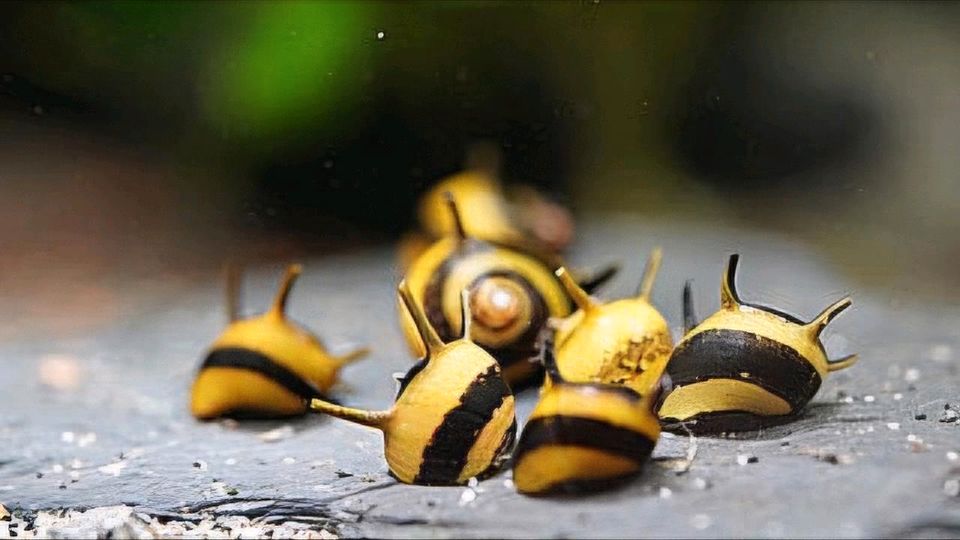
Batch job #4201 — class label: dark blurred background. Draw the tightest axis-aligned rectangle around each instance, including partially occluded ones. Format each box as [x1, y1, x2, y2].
[2, 0, 959, 339]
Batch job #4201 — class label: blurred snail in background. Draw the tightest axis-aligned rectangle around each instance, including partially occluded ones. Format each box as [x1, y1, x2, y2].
[310, 283, 516, 486]
[397, 142, 575, 271]
[401, 193, 613, 390]
[657, 254, 857, 434]
[550, 248, 673, 396]
[190, 264, 368, 420]
[512, 343, 664, 496]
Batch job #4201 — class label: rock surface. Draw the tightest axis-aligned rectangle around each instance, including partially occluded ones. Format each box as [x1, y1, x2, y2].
[2, 215, 960, 538]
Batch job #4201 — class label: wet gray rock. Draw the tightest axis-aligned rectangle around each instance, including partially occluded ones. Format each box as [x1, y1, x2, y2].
[2, 215, 960, 538]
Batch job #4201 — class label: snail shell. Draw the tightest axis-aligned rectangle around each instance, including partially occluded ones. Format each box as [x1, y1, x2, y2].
[657, 254, 857, 433]
[401, 194, 574, 388]
[190, 264, 367, 419]
[311, 285, 516, 485]
[551, 248, 673, 396]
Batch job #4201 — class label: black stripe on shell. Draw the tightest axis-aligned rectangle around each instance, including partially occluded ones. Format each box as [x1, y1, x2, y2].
[514, 415, 656, 467]
[413, 364, 512, 485]
[572, 382, 646, 403]
[525, 474, 639, 496]
[660, 409, 800, 434]
[497, 418, 518, 458]
[665, 329, 822, 412]
[478, 418, 518, 480]
[201, 347, 321, 399]
[395, 357, 428, 400]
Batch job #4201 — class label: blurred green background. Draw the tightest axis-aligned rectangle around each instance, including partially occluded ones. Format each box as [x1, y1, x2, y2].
[2, 0, 960, 337]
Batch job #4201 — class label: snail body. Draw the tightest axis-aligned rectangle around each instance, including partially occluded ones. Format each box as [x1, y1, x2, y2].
[657, 254, 857, 433]
[311, 283, 516, 486]
[190, 265, 368, 420]
[512, 345, 662, 495]
[551, 248, 673, 396]
[401, 194, 579, 389]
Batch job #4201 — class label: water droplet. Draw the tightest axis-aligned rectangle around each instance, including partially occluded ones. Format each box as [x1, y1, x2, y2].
[637, 99, 649, 116]
[458, 488, 477, 506]
[929, 344, 952, 363]
[944, 479, 960, 497]
[690, 514, 712, 530]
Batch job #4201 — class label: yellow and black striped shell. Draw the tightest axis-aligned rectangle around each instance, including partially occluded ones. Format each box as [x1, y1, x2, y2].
[310, 283, 516, 486]
[657, 254, 857, 434]
[550, 248, 673, 396]
[398, 170, 522, 272]
[399, 164, 575, 273]
[512, 345, 663, 495]
[419, 170, 523, 249]
[400, 194, 576, 389]
[190, 264, 368, 420]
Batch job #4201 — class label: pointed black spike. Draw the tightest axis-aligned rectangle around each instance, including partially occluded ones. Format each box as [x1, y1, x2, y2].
[683, 280, 698, 334]
[721, 253, 743, 309]
[540, 338, 565, 383]
[443, 191, 467, 241]
[578, 263, 620, 295]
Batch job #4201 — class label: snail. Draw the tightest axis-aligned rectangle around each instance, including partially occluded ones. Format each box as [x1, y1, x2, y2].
[401, 193, 613, 389]
[417, 170, 524, 253]
[309, 282, 516, 486]
[512, 343, 664, 495]
[190, 264, 368, 420]
[657, 254, 857, 433]
[399, 172, 574, 273]
[402, 143, 575, 270]
[550, 248, 673, 396]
